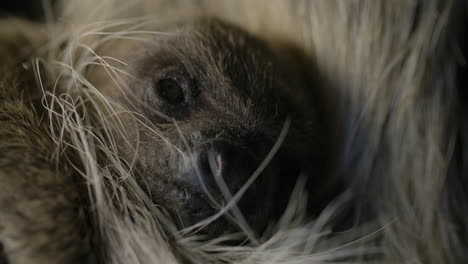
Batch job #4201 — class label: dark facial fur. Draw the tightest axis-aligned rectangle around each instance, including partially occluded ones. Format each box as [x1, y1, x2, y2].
[113, 18, 337, 235]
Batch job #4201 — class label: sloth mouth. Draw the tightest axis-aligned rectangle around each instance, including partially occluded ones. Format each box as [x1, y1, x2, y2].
[155, 152, 323, 239]
[165, 148, 312, 237]
[165, 181, 233, 236]
[160, 141, 271, 236]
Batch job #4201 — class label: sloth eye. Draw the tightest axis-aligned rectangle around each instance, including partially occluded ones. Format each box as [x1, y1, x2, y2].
[156, 78, 185, 105]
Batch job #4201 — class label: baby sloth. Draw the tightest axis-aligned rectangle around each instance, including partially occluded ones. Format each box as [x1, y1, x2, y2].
[109, 18, 336, 236]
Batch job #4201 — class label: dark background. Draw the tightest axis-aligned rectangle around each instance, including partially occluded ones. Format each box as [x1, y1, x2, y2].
[0, 1, 45, 20]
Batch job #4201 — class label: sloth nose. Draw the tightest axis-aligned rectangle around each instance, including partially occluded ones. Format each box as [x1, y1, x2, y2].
[183, 141, 297, 234]
[190, 142, 258, 205]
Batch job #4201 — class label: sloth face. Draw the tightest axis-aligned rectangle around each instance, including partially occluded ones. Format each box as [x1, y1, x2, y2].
[113, 18, 336, 236]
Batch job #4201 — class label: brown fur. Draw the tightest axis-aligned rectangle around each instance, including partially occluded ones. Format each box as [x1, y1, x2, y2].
[0, 20, 95, 264]
[111, 18, 336, 234]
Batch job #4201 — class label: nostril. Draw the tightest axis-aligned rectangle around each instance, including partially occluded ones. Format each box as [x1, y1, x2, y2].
[189, 143, 257, 200]
[206, 148, 223, 179]
[183, 141, 283, 234]
[190, 150, 217, 194]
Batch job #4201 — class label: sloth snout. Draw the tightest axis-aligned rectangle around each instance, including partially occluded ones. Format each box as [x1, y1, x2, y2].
[177, 142, 262, 233]
[190, 142, 258, 201]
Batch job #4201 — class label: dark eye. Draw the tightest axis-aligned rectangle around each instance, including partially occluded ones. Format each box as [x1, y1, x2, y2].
[156, 78, 185, 105]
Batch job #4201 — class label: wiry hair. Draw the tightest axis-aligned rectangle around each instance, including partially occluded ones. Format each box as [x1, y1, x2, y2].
[1, 0, 468, 263]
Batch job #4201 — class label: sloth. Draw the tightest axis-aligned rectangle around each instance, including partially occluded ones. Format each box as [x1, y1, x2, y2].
[110, 18, 338, 235]
[0, 11, 338, 264]
[1, 0, 468, 264]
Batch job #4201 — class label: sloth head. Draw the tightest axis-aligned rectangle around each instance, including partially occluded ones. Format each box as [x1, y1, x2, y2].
[103, 18, 336, 236]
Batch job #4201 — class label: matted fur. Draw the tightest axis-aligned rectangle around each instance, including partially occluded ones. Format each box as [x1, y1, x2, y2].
[1, 0, 467, 263]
